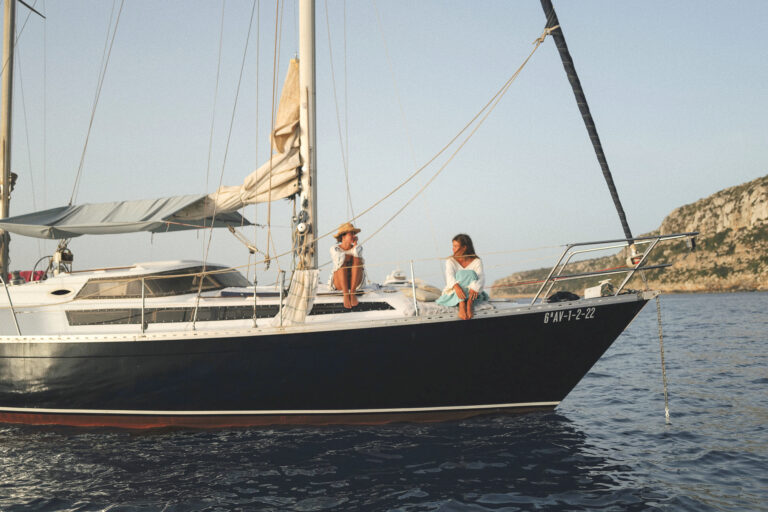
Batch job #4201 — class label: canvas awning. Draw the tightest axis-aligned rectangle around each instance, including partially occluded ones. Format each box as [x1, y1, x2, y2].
[0, 194, 249, 239]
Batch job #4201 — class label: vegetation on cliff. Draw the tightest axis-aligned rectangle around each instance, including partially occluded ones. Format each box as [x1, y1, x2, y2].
[492, 175, 768, 297]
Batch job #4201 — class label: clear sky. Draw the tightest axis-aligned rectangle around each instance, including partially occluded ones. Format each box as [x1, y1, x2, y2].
[3, 0, 767, 287]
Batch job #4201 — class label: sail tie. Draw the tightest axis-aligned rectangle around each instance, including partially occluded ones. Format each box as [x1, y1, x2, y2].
[533, 24, 559, 45]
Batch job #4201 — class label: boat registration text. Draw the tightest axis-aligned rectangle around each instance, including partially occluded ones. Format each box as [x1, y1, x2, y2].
[543, 307, 595, 324]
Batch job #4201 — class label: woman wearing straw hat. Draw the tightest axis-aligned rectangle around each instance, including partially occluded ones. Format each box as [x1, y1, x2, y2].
[436, 234, 489, 320]
[330, 222, 365, 309]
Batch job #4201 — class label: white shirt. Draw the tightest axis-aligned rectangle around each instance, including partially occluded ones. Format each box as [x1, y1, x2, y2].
[443, 257, 485, 294]
[330, 244, 364, 272]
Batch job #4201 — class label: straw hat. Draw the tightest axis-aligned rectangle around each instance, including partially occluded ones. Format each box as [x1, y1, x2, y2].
[334, 222, 361, 241]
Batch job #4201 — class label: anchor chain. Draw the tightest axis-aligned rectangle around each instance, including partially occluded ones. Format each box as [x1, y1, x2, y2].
[655, 295, 671, 424]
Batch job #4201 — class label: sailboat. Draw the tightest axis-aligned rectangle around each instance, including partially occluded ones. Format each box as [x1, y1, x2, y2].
[0, 0, 694, 428]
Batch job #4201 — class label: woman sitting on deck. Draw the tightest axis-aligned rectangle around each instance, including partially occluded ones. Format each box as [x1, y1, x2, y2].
[330, 222, 365, 309]
[436, 234, 489, 320]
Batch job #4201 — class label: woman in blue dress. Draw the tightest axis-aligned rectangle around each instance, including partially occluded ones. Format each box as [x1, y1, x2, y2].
[436, 234, 489, 320]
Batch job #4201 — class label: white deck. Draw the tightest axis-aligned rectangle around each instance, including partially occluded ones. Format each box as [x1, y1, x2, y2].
[0, 259, 652, 341]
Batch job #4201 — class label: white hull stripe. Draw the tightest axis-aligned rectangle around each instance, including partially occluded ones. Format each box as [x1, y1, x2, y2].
[0, 402, 559, 416]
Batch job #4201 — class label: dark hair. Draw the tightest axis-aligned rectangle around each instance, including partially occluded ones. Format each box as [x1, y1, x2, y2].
[453, 233, 477, 259]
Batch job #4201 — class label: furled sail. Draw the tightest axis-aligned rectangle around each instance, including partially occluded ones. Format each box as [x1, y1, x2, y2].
[174, 59, 302, 220]
[0, 61, 302, 239]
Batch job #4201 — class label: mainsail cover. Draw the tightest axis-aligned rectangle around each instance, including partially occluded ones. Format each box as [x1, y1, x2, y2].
[0, 61, 302, 239]
[0, 195, 248, 239]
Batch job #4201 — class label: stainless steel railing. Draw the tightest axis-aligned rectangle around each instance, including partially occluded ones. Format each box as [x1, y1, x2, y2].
[530, 232, 698, 304]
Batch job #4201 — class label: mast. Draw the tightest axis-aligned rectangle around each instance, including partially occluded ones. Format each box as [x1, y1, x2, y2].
[0, 0, 15, 278]
[297, 0, 318, 269]
[539, 0, 634, 246]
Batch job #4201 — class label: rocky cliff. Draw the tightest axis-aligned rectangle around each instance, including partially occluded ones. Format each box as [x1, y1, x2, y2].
[492, 174, 768, 296]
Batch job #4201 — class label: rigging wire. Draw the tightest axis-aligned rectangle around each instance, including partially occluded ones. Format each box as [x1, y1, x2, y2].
[343, 0, 349, 211]
[14, 46, 40, 257]
[193, 0, 259, 327]
[0, 0, 39, 78]
[205, 1, 227, 197]
[251, 0, 260, 283]
[68, 0, 125, 206]
[323, 0, 354, 219]
[204, 1, 227, 259]
[42, 0, 46, 211]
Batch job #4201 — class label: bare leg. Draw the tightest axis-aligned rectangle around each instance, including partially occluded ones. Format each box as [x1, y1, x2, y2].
[466, 297, 474, 320]
[458, 301, 468, 320]
[349, 257, 364, 307]
[333, 267, 352, 309]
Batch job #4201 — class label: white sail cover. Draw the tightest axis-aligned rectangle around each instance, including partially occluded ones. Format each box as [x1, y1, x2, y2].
[175, 59, 302, 220]
[0, 195, 248, 239]
[0, 61, 302, 239]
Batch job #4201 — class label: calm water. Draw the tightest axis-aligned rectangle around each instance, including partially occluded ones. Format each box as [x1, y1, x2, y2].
[1, 293, 766, 511]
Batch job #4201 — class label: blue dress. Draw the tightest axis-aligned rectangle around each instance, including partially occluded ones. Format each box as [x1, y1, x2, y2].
[435, 269, 489, 307]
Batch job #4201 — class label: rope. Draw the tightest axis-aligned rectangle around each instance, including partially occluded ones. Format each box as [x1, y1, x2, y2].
[177, 26, 554, 276]
[68, 0, 124, 206]
[534, 24, 559, 44]
[357, 28, 550, 248]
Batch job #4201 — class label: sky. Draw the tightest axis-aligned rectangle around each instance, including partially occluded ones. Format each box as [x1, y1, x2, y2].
[2, 0, 767, 288]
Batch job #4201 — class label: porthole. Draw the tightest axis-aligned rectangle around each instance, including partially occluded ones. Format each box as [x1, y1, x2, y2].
[50, 289, 72, 296]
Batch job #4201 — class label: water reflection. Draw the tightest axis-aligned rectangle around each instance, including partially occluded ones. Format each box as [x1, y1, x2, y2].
[0, 413, 679, 511]
[0, 292, 766, 511]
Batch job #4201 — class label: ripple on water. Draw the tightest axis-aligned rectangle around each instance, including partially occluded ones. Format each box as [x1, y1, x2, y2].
[0, 293, 766, 511]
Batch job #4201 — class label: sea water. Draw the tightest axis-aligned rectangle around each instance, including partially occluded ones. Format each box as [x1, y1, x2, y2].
[0, 292, 766, 511]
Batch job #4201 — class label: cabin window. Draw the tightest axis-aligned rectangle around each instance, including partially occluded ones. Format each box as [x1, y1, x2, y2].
[75, 266, 251, 299]
[66, 306, 275, 326]
[66, 301, 395, 326]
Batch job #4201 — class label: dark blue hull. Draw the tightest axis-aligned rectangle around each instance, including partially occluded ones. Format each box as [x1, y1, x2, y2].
[0, 296, 647, 428]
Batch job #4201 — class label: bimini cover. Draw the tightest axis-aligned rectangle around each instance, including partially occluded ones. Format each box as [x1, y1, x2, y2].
[0, 194, 249, 239]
